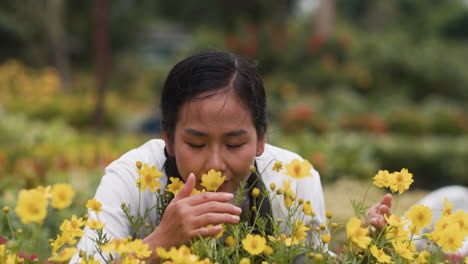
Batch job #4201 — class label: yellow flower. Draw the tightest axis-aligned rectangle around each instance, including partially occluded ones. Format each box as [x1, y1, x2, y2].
[190, 188, 205, 196]
[60, 214, 85, 240]
[372, 170, 391, 188]
[225, 236, 235, 247]
[321, 234, 331, 244]
[51, 183, 75, 209]
[414, 250, 430, 264]
[135, 163, 162, 192]
[438, 224, 465, 253]
[262, 245, 274, 256]
[443, 197, 453, 216]
[282, 180, 296, 208]
[242, 234, 267, 255]
[272, 161, 283, 172]
[169, 245, 199, 263]
[35, 185, 51, 198]
[346, 217, 371, 249]
[201, 169, 225, 191]
[86, 219, 105, 230]
[384, 214, 409, 241]
[86, 199, 102, 215]
[369, 244, 392, 263]
[389, 168, 413, 194]
[392, 240, 415, 260]
[121, 255, 141, 264]
[101, 238, 130, 255]
[155, 247, 173, 259]
[50, 234, 68, 253]
[166, 177, 184, 195]
[405, 204, 432, 235]
[15, 189, 48, 224]
[239, 258, 250, 264]
[283, 159, 313, 179]
[77, 256, 100, 264]
[127, 239, 152, 259]
[48, 247, 76, 262]
[302, 201, 313, 216]
[292, 220, 310, 242]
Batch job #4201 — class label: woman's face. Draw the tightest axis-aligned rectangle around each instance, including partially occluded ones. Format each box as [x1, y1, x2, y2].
[164, 89, 265, 193]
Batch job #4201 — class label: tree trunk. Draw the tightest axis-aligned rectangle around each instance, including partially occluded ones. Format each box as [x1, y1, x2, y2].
[315, 0, 335, 39]
[46, 0, 71, 90]
[93, 0, 111, 130]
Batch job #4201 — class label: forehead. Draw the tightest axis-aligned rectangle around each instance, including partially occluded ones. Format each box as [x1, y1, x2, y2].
[176, 89, 254, 131]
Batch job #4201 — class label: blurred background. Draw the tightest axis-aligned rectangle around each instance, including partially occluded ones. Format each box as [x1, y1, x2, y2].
[1, 0, 468, 246]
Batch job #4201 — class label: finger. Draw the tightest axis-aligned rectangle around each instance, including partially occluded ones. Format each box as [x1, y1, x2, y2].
[370, 218, 385, 231]
[172, 173, 196, 202]
[192, 213, 240, 228]
[192, 201, 242, 216]
[380, 193, 393, 208]
[379, 205, 392, 218]
[186, 191, 234, 206]
[190, 225, 223, 239]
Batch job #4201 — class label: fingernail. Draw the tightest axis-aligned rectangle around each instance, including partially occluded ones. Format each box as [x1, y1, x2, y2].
[223, 193, 234, 199]
[232, 215, 240, 222]
[235, 206, 242, 214]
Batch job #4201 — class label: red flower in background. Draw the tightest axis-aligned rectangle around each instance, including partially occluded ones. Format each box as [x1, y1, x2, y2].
[308, 34, 325, 54]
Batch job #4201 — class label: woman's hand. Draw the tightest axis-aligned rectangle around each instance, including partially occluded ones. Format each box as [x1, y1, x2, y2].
[367, 193, 393, 231]
[143, 173, 242, 255]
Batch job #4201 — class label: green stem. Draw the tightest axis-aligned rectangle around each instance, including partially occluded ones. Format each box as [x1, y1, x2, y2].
[6, 212, 16, 240]
[30, 223, 42, 252]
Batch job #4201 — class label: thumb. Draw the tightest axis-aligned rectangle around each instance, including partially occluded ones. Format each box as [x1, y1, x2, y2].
[172, 173, 196, 202]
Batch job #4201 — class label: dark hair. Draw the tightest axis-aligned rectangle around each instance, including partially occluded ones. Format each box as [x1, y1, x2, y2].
[160, 51, 267, 140]
[160, 51, 267, 178]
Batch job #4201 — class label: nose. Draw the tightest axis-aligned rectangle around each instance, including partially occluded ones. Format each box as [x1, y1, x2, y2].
[205, 145, 226, 172]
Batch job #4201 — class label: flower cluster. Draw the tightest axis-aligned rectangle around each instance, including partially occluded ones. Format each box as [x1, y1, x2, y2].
[3, 159, 468, 264]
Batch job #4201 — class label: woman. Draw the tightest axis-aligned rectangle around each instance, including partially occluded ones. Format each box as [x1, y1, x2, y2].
[72, 51, 385, 262]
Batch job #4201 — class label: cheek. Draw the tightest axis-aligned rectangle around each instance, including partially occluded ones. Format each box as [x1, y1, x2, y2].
[173, 146, 202, 181]
[229, 149, 257, 179]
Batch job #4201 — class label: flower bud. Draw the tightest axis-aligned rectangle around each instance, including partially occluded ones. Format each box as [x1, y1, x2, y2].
[269, 183, 276, 190]
[251, 187, 260, 198]
[226, 236, 235, 247]
[136, 161, 142, 169]
[326, 211, 333, 219]
[3, 206, 9, 213]
[249, 165, 256, 173]
[314, 253, 323, 262]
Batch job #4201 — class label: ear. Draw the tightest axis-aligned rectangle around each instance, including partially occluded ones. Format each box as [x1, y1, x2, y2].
[256, 130, 266, 157]
[163, 130, 174, 156]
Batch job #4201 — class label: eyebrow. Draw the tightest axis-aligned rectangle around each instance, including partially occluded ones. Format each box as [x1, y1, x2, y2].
[184, 128, 247, 137]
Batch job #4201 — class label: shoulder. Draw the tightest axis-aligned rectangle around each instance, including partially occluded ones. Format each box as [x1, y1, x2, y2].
[255, 143, 320, 184]
[257, 143, 303, 164]
[107, 139, 167, 171]
[98, 139, 168, 196]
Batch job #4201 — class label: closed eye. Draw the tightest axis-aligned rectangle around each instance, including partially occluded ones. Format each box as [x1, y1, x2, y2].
[227, 143, 245, 149]
[187, 143, 205, 149]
